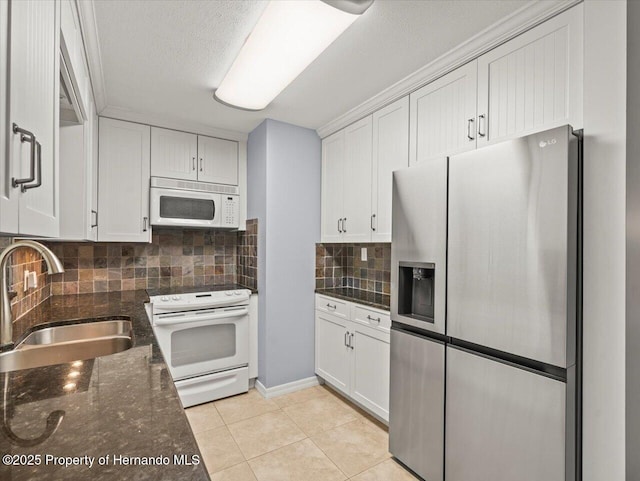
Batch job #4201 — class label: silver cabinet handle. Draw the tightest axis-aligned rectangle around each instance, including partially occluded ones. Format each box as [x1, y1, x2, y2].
[343, 218, 347, 233]
[467, 118, 475, 140]
[192, 157, 196, 171]
[367, 315, 381, 323]
[326, 303, 336, 310]
[344, 331, 349, 347]
[478, 114, 487, 138]
[338, 218, 342, 233]
[143, 217, 148, 232]
[21, 141, 42, 191]
[349, 333, 354, 350]
[371, 214, 376, 232]
[199, 158, 203, 172]
[12, 123, 37, 190]
[91, 210, 98, 228]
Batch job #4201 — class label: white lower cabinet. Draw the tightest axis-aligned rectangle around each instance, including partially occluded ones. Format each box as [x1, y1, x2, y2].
[314, 294, 390, 422]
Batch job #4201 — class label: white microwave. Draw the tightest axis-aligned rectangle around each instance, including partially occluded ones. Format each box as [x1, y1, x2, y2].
[150, 177, 239, 229]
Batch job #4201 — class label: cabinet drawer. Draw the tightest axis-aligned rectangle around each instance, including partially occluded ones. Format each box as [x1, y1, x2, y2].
[316, 295, 350, 319]
[354, 306, 391, 332]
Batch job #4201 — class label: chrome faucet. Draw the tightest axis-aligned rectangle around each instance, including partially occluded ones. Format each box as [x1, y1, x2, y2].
[0, 240, 64, 347]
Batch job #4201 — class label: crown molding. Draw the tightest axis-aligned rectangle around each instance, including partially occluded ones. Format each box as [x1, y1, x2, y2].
[100, 106, 249, 142]
[75, 0, 107, 112]
[316, 0, 582, 139]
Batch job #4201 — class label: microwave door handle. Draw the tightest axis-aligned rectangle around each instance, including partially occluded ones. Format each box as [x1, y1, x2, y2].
[154, 307, 249, 326]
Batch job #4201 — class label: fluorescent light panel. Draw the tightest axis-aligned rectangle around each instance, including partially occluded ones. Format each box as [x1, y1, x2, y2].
[215, 0, 361, 111]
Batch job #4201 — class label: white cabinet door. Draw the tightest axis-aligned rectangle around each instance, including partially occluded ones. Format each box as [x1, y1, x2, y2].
[98, 118, 151, 242]
[151, 127, 198, 181]
[410, 61, 477, 166]
[197, 135, 238, 185]
[343, 116, 372, 242]
[315, 311, 350, 396]
[350, 321, 390, 421]
[372, 97, 409, 242]
[321, 130, 345, 243]
[8, 0, 60, 237]
[476, 4, 583, 146]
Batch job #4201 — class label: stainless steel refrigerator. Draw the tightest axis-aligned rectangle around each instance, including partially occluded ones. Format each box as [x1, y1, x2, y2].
[389, 125, 581, 481]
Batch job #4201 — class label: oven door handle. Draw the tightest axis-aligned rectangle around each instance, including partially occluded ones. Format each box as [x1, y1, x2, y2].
[154, 308, 249, 326]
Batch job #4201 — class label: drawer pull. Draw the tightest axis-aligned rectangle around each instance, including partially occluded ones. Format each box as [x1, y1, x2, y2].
[367, 315, 381, 323]
[326, 303, 336, 310]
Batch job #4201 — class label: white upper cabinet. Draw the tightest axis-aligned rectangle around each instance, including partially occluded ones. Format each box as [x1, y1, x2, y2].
[321, 130, 345, 243]
[476, 4, 583, 146]
[410, 61, 477, 165]
[197, 135, 238, 185]
[98, 118, 151, 242]
[150, 129, 238, 185]
[151, 127, 198, 181]
[343, 116, 373, 243]
[372, 97, 409, 242]
[4, 0, 60, 237]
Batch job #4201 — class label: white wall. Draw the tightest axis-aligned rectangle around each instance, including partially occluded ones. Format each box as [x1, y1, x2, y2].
[247, 119, 321, 388]
[583, 2, 626, 480]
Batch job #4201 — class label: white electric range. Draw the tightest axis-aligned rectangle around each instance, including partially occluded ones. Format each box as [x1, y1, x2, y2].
[147, 289, 251, 407]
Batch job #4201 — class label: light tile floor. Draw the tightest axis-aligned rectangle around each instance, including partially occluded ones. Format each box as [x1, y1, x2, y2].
[185, 384, 418, 481]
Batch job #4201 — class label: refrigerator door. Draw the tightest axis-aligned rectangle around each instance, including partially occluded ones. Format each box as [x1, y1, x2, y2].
[391, 158, 447, 334]
[445, 346, 574, 481]
[389, 328, 444, 481]
[447, 125, 578, 367]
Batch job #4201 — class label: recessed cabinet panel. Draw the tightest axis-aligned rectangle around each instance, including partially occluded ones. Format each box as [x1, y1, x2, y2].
[476, 4, 583, 145]
[371, 97, 409, 242]
[343, 117, 373, 242]
[320, 130, 345, 243]
[151, 127, 198, 181]
[98, 118, 151, 242]
[197, 135, 238, 185]
[315, 311, 350, 396]
[409, 60, 477, 165]
[9, 0, 60, 237]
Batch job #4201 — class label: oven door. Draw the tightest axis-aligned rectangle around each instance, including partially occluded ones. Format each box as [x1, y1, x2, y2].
[152, 306, 249, 381]
[150, 187, 221, 228]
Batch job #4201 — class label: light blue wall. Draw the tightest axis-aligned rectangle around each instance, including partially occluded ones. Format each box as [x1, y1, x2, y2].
[247, 119, 321, 388]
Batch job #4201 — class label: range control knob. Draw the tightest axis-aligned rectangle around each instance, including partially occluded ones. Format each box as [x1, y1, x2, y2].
[234, 290, 242, 295]
[225, 291, 234, 296]
[161, 296, 169, 302]
[172, 296, 181, 301]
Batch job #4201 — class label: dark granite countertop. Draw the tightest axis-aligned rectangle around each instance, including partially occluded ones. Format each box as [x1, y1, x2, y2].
[1, 291, 209, 481]
[315, 287, 390, 311]
[147, 284, 257, 297]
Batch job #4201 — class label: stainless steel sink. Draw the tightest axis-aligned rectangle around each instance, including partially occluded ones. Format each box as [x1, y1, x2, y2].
[17, 319, 132, 346]
[0, 320, 133, 373]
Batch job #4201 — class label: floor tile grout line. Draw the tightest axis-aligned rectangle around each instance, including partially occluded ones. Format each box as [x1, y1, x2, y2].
[307, 436, 351, 480]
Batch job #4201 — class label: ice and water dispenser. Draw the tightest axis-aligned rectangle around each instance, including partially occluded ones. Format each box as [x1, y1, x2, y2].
[397, 262, 435, 323]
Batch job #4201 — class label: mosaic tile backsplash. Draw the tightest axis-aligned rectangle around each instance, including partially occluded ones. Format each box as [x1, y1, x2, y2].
[46, 229, 240, 295]
[0, 238, 52, 320]
[237, 219, 258, 291]
[0, 220, 260, 321]
[315, 243, 391, 295]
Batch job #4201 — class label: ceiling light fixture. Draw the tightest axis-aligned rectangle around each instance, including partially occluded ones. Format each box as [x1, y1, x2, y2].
[213, 0, 373, 111]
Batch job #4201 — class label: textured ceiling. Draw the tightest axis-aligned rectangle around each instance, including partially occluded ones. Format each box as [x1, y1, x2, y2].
[94, 0, 528, 134]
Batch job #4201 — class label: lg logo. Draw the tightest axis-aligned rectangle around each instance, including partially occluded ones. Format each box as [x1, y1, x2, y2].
[539, 138, 557, 148]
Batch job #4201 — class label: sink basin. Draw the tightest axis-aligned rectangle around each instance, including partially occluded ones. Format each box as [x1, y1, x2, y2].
[17, 319, 132, 346]
[0, 320, 133, 373]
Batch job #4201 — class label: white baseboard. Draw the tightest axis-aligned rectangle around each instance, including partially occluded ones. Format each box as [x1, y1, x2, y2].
[254, 376, 320, 399]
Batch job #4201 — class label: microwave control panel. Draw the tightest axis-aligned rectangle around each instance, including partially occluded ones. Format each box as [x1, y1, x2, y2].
[221, 196, 239, 227]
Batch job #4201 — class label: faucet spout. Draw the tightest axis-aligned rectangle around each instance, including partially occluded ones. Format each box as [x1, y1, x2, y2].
[0, 241, 64, 347]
